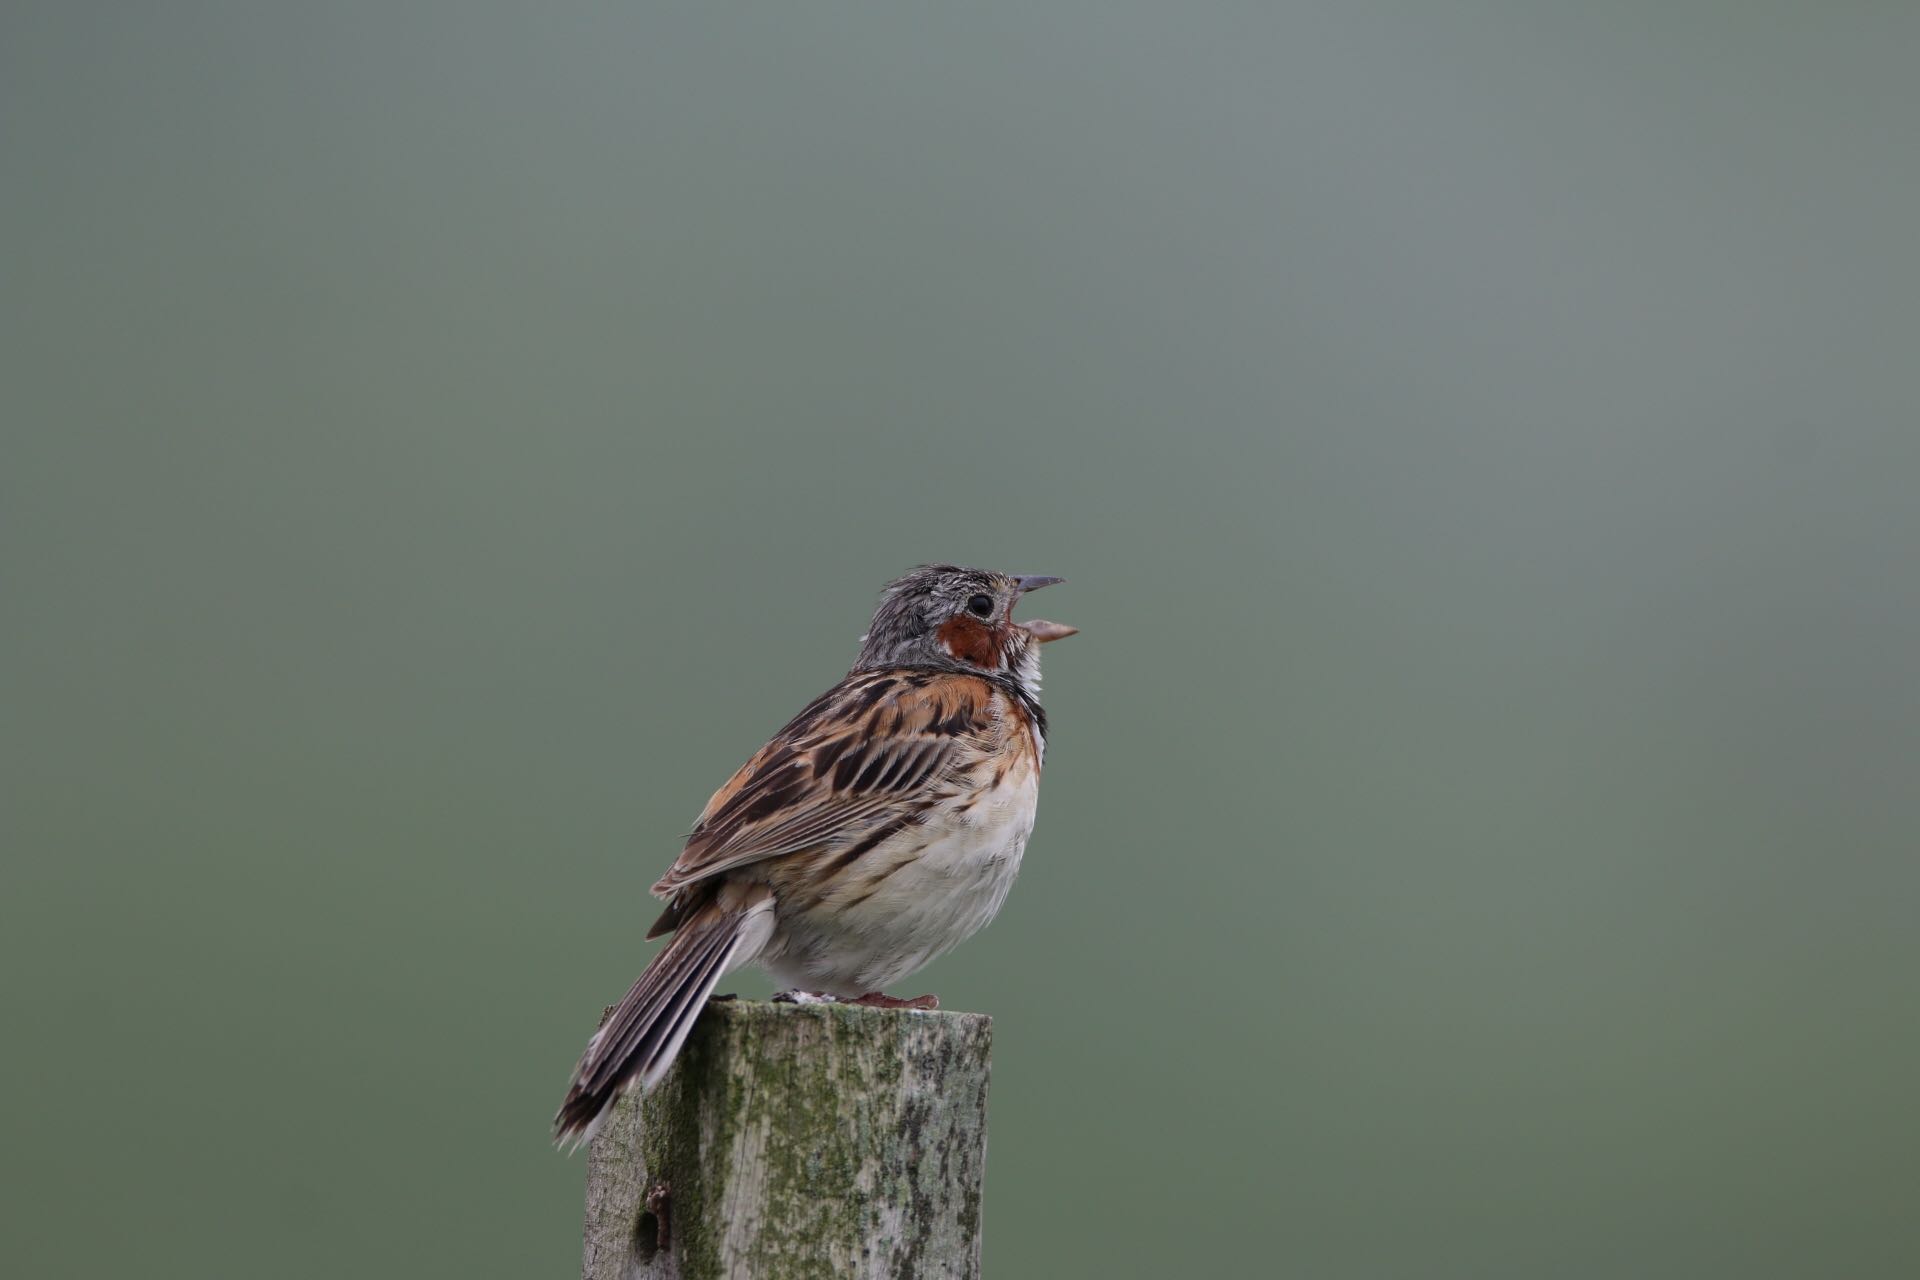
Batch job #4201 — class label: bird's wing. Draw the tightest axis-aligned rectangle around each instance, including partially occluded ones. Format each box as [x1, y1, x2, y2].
[651, 668, 1003, 899]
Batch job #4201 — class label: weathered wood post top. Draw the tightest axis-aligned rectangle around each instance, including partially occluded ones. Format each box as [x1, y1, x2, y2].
[582, 999, 993, 1280]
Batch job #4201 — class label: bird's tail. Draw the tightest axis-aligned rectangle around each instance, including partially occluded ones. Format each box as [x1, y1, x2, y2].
[553, 890, 770, 1150]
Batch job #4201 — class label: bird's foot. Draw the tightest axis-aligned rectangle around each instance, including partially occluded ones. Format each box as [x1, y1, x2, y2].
[771, 990, 839, 1005]
[848, 991, 940, 1011]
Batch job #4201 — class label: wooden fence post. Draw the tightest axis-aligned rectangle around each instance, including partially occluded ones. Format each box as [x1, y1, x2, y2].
[581, 999, 993, 1280]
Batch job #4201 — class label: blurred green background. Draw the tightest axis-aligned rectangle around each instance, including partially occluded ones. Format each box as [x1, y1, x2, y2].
[5, 3, 1917, 1276]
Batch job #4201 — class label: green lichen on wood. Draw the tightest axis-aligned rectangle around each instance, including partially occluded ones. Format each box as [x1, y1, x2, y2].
[582, 1000, 992, 1280]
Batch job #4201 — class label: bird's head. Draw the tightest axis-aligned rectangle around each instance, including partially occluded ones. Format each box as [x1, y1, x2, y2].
[854, 565, 1075, 691]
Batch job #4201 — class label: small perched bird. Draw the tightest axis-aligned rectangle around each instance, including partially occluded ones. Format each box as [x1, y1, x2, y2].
[554, 565, 1076, 1146]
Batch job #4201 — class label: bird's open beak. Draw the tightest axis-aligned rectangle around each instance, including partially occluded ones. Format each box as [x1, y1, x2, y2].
[1012, 576, 1074, 642]
[1018, 619, 1078, 643]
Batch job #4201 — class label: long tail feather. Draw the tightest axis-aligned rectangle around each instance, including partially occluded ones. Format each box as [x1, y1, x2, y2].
[553, 904, 757, 1149]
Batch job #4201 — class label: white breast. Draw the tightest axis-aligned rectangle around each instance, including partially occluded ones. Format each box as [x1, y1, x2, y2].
[762, 750, 1040, 995]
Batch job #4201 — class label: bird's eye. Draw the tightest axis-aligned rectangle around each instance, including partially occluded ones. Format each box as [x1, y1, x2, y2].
[967, 594, 994, 618]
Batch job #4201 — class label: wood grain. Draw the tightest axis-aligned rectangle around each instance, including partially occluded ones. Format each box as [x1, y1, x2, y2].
[582, 999, 992, 1280]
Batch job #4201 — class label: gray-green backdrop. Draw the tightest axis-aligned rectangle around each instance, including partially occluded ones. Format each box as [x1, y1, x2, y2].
[6, 4, 1917, 1276]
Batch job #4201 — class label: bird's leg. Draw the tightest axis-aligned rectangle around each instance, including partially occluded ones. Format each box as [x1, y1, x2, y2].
[770, 990, 840, 1005]
[848, 992, 939, 1011]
